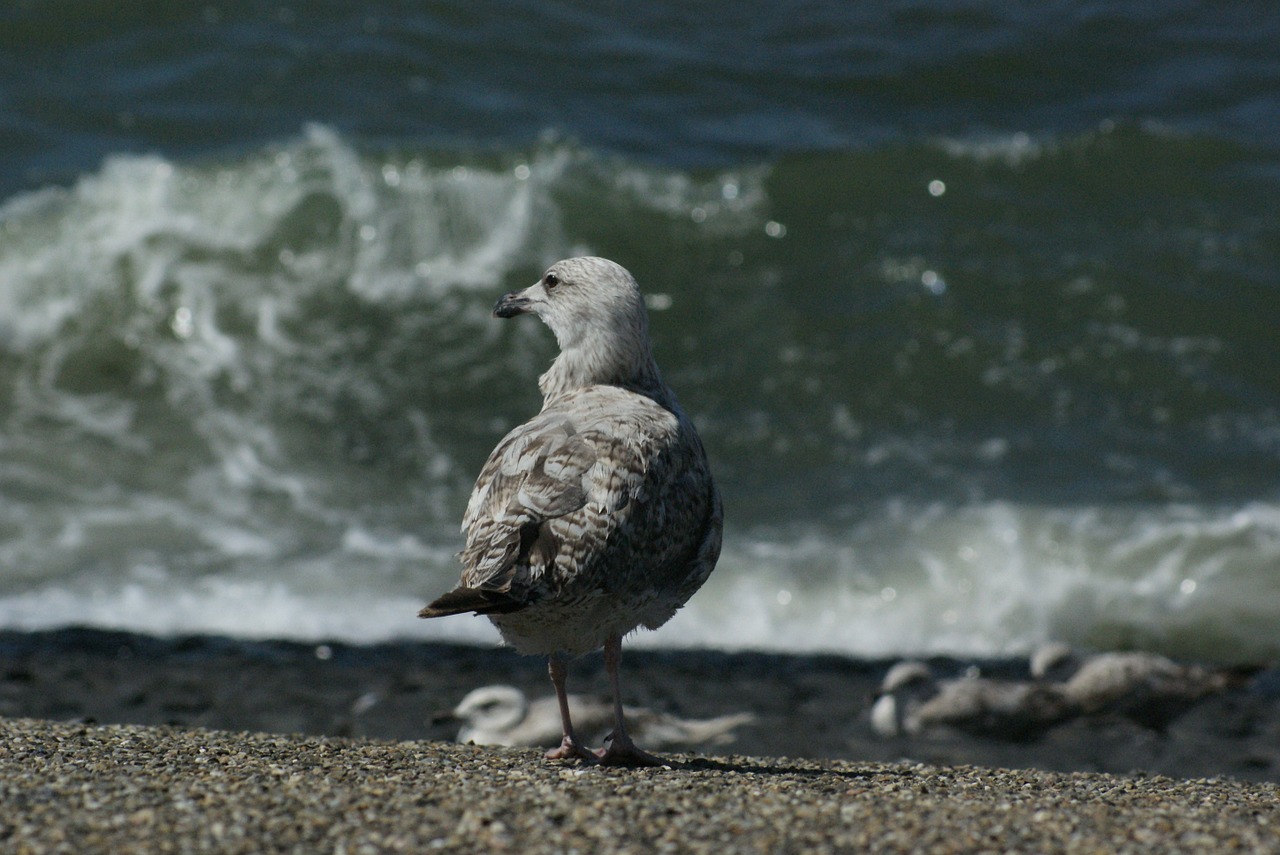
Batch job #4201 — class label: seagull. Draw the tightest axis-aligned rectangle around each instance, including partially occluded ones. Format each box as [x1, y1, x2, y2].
[870, 661, 938, 738]
[419, 257, 723, 766]
[1030, 643, 1257, 731]
[445, 684, 755, 750]
[871, 660, 1077, 741]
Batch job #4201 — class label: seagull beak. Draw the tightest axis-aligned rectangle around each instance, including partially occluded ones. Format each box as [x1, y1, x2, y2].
[493, 290, 534, 318]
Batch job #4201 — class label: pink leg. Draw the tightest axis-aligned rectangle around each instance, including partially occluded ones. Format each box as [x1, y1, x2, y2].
[596, 634, 666, 767]
[543, 655, 598, 763]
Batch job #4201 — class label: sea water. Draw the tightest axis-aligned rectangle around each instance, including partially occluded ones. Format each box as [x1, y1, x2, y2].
[1, 2, 1278, 661]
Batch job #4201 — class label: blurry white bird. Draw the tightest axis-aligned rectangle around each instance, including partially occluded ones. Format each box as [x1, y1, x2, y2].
[447, 684, 755, 751]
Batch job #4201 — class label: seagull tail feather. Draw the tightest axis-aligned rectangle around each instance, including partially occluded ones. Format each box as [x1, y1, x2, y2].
[418, 586, 526, 618]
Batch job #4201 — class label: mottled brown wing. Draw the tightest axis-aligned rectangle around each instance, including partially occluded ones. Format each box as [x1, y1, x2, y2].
[456, 410, 600, 597]
[428, 385, 707, 624]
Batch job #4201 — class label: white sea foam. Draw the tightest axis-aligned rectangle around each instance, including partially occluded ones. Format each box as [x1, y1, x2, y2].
[635, 500, 1280, 661]
[935, 131, 1048, 166]
[2, 499, 1277, 662]
[0, 578, 501, 647]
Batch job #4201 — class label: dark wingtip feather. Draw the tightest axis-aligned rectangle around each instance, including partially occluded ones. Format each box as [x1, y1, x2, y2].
[418, 586, 527, 618]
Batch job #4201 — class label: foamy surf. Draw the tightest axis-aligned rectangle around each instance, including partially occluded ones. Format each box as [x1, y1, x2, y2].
[2, 498, 1277, 662]
[2, 124, 1278, 663]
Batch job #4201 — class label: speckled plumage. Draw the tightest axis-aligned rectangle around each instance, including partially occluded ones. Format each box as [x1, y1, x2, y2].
[456, 384, 719, 655]
[419, 256, 722, 765]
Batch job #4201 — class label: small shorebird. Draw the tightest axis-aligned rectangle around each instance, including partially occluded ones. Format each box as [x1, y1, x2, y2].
[1030, 642, 1257, 731]
[871, 660, 1077, 741]
[419, 257, 722, 766]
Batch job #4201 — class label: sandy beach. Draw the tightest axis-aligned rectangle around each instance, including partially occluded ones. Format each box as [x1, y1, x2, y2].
[3, 716, 1278, 854]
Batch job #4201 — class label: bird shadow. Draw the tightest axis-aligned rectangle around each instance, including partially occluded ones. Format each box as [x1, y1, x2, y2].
[648, 755, 910, 782]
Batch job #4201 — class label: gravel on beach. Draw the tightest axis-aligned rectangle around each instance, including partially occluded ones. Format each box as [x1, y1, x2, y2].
[3, 716, 1279, 854]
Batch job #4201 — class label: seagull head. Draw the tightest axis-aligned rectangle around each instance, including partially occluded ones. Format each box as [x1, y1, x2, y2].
[494, 256, 649, 347]
[1030, 642, 1079, 682]
[494, 257, 663, 398]
[451, 684, 529, 742]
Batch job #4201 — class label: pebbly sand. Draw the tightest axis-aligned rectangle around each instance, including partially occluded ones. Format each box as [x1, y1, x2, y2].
[3, 628, 1280, 852]
[3, 717, 1279, 854]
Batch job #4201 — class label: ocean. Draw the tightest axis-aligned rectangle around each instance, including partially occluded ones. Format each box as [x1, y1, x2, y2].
[2, 1, 1278, 662]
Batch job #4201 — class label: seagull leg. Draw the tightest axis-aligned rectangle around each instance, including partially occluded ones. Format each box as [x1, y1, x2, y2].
[596, 633, 665, 767]
[543, 654, 598, 763]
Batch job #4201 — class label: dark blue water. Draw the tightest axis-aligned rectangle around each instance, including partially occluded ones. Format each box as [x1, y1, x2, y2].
[2, 1, 1278, 660]
[6, 1, 1279, 193]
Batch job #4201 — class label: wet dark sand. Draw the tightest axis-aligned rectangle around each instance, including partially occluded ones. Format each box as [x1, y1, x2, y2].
[3, 627, 1278, 783]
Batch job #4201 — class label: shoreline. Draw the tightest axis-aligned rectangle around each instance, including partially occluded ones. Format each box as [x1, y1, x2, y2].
[2, 716, 1278, 853]
[2, 626, 1278, 786]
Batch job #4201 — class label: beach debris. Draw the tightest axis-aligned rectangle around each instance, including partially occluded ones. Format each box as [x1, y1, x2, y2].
[419, 257, 722, 766]
[1030, 643, 1259, 731]
[444, 684, 755, 750]
[871, 660, 1078, 741]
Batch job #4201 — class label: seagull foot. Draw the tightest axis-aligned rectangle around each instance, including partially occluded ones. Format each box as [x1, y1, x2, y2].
[544, 736, 599, 764]
[595, 732, 666, 767]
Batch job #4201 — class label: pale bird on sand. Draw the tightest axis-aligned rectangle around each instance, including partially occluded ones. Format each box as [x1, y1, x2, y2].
[446, 684, 755, 751]
[419, 257, 723, 766]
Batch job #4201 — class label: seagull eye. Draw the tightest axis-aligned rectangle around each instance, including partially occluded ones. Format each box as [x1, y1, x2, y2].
[544, 273, 559, 289]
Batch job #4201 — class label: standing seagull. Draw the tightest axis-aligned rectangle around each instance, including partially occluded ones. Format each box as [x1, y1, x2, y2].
[419, 257, 723, 766]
